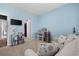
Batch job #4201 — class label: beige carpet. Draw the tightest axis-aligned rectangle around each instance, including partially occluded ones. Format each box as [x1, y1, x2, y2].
[0, 39, 45, 56]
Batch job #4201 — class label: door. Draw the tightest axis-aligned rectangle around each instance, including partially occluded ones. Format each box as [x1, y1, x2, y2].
[24, 20, 31, 39]
[24, 23, 27, 37]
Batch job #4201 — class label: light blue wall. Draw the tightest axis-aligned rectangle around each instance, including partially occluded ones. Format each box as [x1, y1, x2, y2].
[76, 4, 79, 32]
[38, 4, 78, 40]
[0, 4, 38, 46]
[0, 3, 79, 44]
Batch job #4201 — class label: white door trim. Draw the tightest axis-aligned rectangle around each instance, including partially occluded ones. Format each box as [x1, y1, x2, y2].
[24, 19, 31, 40]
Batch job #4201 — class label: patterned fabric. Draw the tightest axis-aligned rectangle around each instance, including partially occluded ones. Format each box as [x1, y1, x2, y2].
[65, 34, 79, 45]
[67, 34, 78, 40]
[37, 43, 59, 56]
[57, 35, 66, 49]
[58, 35, 66, 44]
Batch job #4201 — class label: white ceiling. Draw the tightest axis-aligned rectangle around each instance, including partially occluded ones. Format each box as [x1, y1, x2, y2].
[6, 3, 65, 16]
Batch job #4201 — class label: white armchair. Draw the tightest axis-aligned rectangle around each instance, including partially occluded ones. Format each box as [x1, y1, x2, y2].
[55, 34, 79, 56]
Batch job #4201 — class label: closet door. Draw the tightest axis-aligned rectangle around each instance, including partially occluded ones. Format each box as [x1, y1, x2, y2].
[0, 20, 7, 39]
[0, 20, 2, 38]
[0, 15, 7, 39]
[2, 20, 7, 38]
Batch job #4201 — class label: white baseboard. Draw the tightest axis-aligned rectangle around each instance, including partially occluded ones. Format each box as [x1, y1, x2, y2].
[7, 43, 12, 47]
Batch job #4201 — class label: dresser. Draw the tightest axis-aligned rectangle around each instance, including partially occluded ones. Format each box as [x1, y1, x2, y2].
[35, 28, 51, 43]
